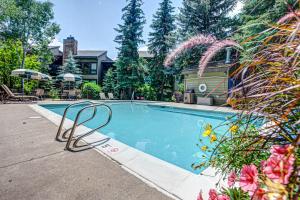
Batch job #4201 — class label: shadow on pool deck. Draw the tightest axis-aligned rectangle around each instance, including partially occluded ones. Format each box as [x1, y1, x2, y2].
[0, 104, 172, 200]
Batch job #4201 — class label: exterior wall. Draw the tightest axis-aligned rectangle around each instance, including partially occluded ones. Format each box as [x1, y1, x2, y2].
[76, 58, 99, 83]
[97, 53, 107, 83]
[184, 71, 228, 105]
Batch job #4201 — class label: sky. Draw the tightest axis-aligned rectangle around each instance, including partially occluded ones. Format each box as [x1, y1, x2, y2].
[49, 0, 243, 59]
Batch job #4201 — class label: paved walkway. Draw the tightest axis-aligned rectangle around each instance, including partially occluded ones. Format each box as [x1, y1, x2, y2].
[0, 104, 171, 200]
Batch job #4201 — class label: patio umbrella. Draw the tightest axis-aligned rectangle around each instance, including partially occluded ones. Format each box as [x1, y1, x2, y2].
[40, 73, 52, 81]
[56, 73, 82, 91]
[56, 73, 82, 82]
[11, 69, 52, 81]
[11, 69, 52, 95]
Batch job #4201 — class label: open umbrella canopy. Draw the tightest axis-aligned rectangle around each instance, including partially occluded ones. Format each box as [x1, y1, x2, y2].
[40, 73, 52, 81]
[56, 73, 82, 82]
[11, 69, 52, 81]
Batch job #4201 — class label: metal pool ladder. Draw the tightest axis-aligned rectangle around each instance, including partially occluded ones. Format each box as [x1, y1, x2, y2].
[55, 101, 112, 151]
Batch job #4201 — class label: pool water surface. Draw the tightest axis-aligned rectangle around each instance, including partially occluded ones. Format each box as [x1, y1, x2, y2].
[41, 103, 233, 174]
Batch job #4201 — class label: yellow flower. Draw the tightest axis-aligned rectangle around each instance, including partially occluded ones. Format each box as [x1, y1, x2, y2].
[202, 129, 212, 137]
[201, 146, 208, 151]
[229, 125, 239, 133]
[210, 134, 217, 143]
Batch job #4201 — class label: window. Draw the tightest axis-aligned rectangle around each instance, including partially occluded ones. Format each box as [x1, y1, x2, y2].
[82, 63, 90, 74]
[91, 63, 97, 74]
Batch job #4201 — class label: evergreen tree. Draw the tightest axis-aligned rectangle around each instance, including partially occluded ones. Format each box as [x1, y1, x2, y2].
[148, 0, 176, 100]
[178, 0, 237, 40]
[114, 0, 146, 99]
[59, 52, 81, 75]
[176, 0, 238, 68]
[236, 0, 299, 49]
[102, 68, 116, 94]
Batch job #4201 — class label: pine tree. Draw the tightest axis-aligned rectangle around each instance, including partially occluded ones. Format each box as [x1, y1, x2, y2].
[148, 0, 176, 100]
[178, 0, 237, 40]
[177, 0, 238, 68]
[59, 51, 81, 75]
[114, 0, 146, 99]
[102, 68, 116, 95]
[235, 0, 298, 57]
[237, 0, 298, 39]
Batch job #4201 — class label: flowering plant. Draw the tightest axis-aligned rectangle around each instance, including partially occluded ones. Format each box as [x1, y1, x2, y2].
[198, 145, 296, 200]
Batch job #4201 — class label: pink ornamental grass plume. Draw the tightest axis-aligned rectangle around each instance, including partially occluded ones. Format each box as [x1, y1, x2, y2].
[227, 171, 237, 187]
[164, 34, 216, 67]
[277, 10, 300, 24]
[239, 164, 259, 194]
[198, 40, 241, 77]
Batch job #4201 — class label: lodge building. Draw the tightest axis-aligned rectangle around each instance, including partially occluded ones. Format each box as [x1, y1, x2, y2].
[49, 36, 114, 85]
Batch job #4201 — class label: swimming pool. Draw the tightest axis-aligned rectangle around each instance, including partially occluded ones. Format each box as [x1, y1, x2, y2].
[41, 103, 233, 174]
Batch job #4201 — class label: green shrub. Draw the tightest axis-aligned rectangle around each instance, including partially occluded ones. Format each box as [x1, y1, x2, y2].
[137, 84, 156, 101]
[49, 88, 59, 100]
[24, 80, 38, 95]
[177, 83, 184, 94]
[82, 82, 101, 99]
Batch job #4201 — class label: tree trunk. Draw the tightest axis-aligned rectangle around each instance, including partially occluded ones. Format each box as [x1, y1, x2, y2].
[21, 44, 27, 94]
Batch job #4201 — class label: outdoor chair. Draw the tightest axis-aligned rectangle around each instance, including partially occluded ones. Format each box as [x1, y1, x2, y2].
[0, 84, 38, 102]
[108, 93, 118, 100]
[35, 89, 45, 100]
[68, 90, 77, 100]
[61, 90, 69, 100]
[99, 92, 108, 100]
[75, 89, 82, 99]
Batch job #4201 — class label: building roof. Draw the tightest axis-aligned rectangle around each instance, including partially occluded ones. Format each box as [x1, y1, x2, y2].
[49, 46, 63, 56]
[75, 50, 107, 58]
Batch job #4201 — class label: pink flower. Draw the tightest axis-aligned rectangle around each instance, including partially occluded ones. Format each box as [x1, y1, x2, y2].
[208, 189, 218, 200]
[197, 191, 204, 200]
[270, 145, 293, 157]
[239, 164, 259, 193]
[262, 153, 295, 184]
[227, 171, 237, 187]
[251, 188, 267, 200]
[218, 194, 230, 200]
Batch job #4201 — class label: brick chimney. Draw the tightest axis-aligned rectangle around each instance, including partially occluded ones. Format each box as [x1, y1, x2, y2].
[63, 35, 78, 62]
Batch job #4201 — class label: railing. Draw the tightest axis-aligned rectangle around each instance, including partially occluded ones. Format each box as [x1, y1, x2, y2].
[55, 101, 95, 142]
[65, 103, 112, 151]
[131, 91, 135, 101]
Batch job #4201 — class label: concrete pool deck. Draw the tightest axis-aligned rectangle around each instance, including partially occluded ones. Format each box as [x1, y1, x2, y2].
[0, 104, 173, 200]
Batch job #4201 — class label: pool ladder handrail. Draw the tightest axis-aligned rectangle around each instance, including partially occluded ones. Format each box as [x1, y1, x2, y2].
[55, 101, 95, 142]
[65, 103, 112, 151]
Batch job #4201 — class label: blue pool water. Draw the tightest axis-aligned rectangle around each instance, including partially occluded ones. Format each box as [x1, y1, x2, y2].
[42, 103, 233, 174]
